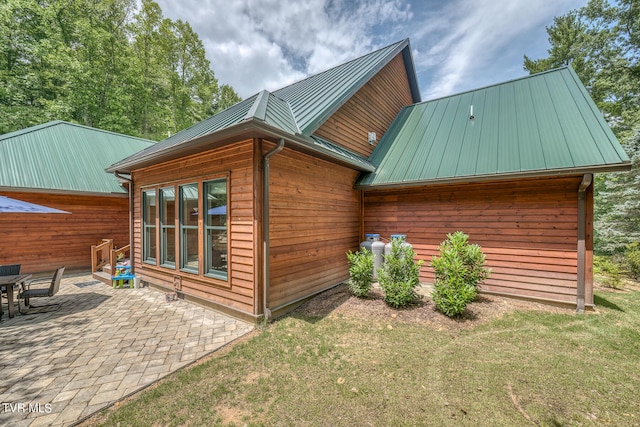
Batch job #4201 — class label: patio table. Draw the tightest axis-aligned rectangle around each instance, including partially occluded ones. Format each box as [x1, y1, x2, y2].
[0, 274, 32, 319]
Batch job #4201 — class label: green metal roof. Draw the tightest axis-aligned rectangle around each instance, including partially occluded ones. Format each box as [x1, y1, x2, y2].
[356, 67, 630, 189]
[0, 121, 155, 194]
[109, 39, 419, 173]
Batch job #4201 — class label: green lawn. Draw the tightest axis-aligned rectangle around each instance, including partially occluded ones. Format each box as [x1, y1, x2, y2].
[85, 284, 640, 426]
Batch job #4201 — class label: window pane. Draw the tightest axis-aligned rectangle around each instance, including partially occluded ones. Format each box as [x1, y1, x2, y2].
[180, 184, 199, 272]
[160, 187, 175, 224]
[160, 187, 176, 268]
[144, 191, 156, 224]
[204, 179, 227, 279]
[183, 228, 199, 271]
[146, 226, 156, 262]
[181, 184, 199, 227]
[163, 227, 176, 264]
[143, 190, 156, 263]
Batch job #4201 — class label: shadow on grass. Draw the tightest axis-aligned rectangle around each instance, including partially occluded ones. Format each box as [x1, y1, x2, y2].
[594, 294, 625, 312]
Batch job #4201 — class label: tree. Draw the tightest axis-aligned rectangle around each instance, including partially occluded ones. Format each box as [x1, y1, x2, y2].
[0, 0, 241, 140]
[524, 0, 640, 253]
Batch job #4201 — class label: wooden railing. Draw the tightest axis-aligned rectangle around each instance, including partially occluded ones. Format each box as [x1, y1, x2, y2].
[91, 240, 131, 273]
[91, 239, 113, 273]
[110, 244, 130, 272]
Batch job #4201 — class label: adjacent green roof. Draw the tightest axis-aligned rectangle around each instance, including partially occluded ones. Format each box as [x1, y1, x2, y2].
[357, 67, 630, 188]
[0, 121, 155, 194]
[109, 39, 420, 173]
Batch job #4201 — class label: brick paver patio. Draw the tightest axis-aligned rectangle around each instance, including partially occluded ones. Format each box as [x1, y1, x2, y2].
[0, 273, 254, 427]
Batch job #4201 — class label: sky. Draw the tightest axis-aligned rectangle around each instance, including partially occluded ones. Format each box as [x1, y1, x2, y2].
[154, 0, 588, 102]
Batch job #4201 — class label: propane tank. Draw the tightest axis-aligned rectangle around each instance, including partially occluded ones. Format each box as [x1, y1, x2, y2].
[360, 233, 385, 279]
[384, 234, 412, 259]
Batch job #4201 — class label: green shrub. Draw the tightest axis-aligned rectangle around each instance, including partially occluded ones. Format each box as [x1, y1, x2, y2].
[346, 248, 374, 298]
[377, 238, 424, 308]
[430, 231, 490, 317]
[431, 282, 477, 318]
[594, 255, 623, 289]
[625, 243, 640, 280]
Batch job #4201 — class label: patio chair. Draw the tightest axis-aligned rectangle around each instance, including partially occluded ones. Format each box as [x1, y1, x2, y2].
[18, 266, 65, 314]
[1, 264, 21, 318]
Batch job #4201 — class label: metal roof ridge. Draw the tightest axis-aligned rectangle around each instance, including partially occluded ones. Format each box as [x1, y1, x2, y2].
[0, 120, 155, 144]
[0, 120, 65, 141]
[274, 39, 408, 94]
[245, 90, 271, 121]
[418, 66, 572, 105]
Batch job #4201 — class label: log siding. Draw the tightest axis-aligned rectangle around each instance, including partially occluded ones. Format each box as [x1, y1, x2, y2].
[314, 54, 414, 157]
[363, 176, 586, 305]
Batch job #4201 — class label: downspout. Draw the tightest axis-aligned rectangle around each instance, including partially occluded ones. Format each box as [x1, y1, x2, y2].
[263, 138, 285, 320]
[114, 171, 134, 274]
[576, 173, 593, 313]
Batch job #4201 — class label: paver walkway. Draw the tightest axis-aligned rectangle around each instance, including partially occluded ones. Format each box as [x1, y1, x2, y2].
[0, 273, 254, 427]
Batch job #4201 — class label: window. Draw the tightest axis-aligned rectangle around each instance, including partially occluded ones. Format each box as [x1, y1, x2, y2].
[180, 184, 199, 273]
[159, 187, 176, 268]
[142, 190, 156, 264]
[204, 179, 228, 280]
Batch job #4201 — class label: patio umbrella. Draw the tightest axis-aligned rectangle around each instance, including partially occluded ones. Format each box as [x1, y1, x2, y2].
[0, 196, 70, 214]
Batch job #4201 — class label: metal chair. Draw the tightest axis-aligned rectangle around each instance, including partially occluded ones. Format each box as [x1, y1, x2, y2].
[0, 264, 21, 318]
[18, 266, 65, 314]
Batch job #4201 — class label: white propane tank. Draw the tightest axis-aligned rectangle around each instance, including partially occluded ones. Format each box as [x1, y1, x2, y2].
[360, 233, 385, 279]
[384, 234, 412, 259]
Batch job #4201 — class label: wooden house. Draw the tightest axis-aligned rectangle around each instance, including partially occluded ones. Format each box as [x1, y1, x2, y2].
[108, 39, 630, 321]
[0, 121, 154, 274]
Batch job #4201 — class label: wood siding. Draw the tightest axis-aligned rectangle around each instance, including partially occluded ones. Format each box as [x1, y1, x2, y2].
[131, 140, 258, 316]
[314, 54, 414, 158]
[269, 147, 361, 309]
[363, 177, 586, 305]
[0, 191, 129, 274]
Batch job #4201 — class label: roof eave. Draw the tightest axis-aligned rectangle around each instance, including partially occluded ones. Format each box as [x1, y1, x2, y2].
[108, 119, 375, 174]
[355, 162, 632, 190]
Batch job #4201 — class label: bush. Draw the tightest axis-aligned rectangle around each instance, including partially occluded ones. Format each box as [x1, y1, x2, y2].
[594, 255, 623, 289]
[625, 243, 640, 280]
[377, 238, 424, 308]
[431, 282, 477, 318]
[430, 232, 490, 317]
[346, 248, 374, 298]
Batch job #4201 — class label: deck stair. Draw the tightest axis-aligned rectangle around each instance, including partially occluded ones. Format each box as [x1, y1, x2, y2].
[90, 239, 132, 285]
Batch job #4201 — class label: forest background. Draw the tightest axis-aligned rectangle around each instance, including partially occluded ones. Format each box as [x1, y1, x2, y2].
[1, 0, 638, 262]
[0, 0, 241, 141]
[524, 0, 639, 264]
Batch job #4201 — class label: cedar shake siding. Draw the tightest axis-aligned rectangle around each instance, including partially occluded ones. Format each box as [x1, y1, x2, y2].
[363, 176, 590, 305]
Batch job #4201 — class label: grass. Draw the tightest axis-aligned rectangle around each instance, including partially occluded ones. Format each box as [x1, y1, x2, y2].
[85, 285, 640, 427]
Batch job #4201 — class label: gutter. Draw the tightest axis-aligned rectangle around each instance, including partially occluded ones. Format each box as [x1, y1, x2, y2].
[114, 171, 134, 274]
[355, 163, 630, 190]
[576, 173, 593, 313]
[262, 138, 285, 320]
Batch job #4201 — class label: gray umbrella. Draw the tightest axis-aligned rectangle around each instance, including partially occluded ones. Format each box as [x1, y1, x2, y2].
[0, 196, 70, 213]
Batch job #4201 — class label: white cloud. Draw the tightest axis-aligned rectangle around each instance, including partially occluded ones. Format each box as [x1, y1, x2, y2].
[155, 0, 586, 102]
[155, 0, 412, 98]
[409, 0, 587, 100]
